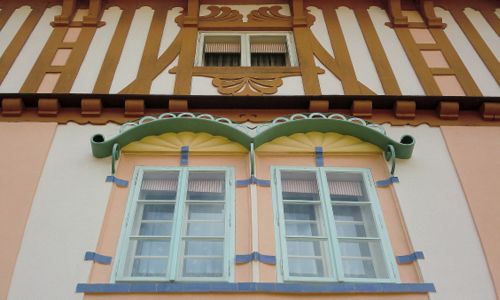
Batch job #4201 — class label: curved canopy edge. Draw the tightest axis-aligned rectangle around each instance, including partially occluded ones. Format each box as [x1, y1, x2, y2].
[91, 117, 415, 159]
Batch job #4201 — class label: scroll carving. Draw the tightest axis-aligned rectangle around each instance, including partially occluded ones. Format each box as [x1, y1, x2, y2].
[200, 6, 243, 22]
[212, 76, 283, 96]
[247, 6, 290, 22]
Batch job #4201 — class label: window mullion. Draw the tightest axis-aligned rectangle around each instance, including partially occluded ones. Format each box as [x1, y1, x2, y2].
[274, 168, 291, 281]
[318, 168, 344, 282]
[242, 34, 250, 67]
[167, 168, 188, 281]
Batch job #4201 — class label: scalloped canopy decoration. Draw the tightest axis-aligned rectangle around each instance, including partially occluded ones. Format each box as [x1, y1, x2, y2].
[122, 132, 248, 154]
[256, 132, 382, 153]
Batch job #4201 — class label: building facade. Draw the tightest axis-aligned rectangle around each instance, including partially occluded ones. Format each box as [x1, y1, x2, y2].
[0, 0, 499, 299]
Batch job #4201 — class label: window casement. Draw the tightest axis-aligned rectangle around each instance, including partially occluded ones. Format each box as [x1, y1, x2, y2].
[195, 32, 298, 67]
[272, 167, 399, 283]
[114, 167, 234, 282]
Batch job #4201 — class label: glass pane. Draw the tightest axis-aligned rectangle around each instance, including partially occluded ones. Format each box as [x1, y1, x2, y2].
[140, 171, 179, 201]
[187, 204, 224, 220]
[288, 257, 326, 278]
[184, 239, 224, 256]
[333, 205, 378, 238]
[284, 204, 319, 221]
[326, 172, 367, 202]
[131, 258, 167, 277]
[186, 222, 224, 236]
[285, 221, 320, 236]
[139, 222, 172, 236]
[339, 240, 389, 279]
[135, 240, 170, 256]
[187, 171, 225, 201]
[280, 171, 319, 201]
[141, 204, 174, 221]
[287, 240, 327, 257]
[182, 258, 224, 277]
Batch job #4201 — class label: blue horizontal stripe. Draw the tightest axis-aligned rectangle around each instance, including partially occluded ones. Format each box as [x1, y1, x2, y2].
[76, 282, 435, 294]
[235, 252, 276, 265]
[84, 251, 112, 264]
[376, 176, 399, 187]
[236, 176, 271, 187]
[397, 251, 425, 264]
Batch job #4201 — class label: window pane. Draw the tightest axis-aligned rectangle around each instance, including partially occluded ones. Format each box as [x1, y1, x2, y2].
[132, 258, 168, 277]
[140, 171, 179, 201]
[326, 172, 367, 202]
[187, 204, 224, 220]
[286, 240, 326, 256]
[280, 171, 320, 201]
[135, 240, 170, 256]
[284, 204, 319, 221]
[251, 53, 286, 67]
[141, 204, 175, 221]
[186, 222, 224, 236]
[339, 240, 389, 279]
[333, 205, 378, 238]
[184, 239, 224, 256]
[182, 258, 224, 277]
[285, 221, 320, 236]
[288, 257, 326, 277]
[139, 222, 172, 236]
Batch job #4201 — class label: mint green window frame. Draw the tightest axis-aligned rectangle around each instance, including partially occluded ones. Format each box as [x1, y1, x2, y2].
[113, 166, 235, 282]
[272, 166, 399, 283]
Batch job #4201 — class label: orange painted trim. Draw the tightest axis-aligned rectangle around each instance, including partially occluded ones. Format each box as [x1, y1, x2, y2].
[0, 122, 57, 300]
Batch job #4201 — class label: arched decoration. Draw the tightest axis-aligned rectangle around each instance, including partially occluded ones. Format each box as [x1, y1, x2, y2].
[122, 132, 248, 155]
[256, 132, 382, 154]
[91, 113, 415, 159]
[91, 115, 252, 158]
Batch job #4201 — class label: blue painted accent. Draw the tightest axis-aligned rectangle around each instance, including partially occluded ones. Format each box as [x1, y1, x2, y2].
[84, 251, 112, 264]
[76, 282, 436, 294]
[376, 176, 399, 187]
[397, 251, 425, 264]
[236, 176, 271, 187]
[315, 146, 324, 167]
[105, 175, 129, 187]
[235, 252, 276, 265]
[180, 146, 189, 165]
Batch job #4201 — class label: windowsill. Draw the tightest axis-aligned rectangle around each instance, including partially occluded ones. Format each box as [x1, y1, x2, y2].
[76, 282, 436, 294]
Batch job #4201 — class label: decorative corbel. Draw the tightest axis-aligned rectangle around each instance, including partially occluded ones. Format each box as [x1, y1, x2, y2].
[52, 0, 76, 26]
[291, 0, 307, 27]
[385, 0, 408, 27]
[417, 0, 444, 28]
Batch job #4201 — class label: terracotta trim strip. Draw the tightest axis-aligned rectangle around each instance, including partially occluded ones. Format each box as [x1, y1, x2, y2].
[355, 7, 401, 95]
[449, 8, 500, 85]
[93, 8, 134, 93]
[0, 6, 44, 85]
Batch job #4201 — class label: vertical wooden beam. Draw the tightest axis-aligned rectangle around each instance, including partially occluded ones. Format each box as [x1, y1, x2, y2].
[83, 0, 102, 25]
[173, 0, 199, 95]
[53, 0, 76, 26]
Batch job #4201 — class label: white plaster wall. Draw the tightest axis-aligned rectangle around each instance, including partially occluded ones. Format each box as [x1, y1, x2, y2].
[0, 6, 32, 58]
[191, 76, 219, 95]
[158, 7, 182, 56]
[150, 56, 178, 94]
[0, 6, 61, 93]
[71, 7, 122, 93]
[435, 8, 499, 97]
[315, 57, 343, 94]
[385, 125, 496, 300]
[277, 76, 304, 95]
[464, 8, 500, 61]
[307, 6, 335, 58]
[7, 124, 117, 300]
[109, 6, 154, 93]
[199, 4, 290, 22]
[368, 6, 425, 96]
[337, 6, 384, 95]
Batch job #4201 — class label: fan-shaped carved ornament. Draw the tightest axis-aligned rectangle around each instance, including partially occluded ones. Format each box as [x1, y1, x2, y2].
[247, 6, 290, 22]
[256, 132, 382, 153]
[212, 76, 283, 96]
[200, 6, 243, 22]
[122, 132, 248, 154]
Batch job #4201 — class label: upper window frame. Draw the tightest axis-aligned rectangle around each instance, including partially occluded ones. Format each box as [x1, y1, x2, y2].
[194, 31, 298, 67]
[271, 166, 400, 283]
[112, 166, 235, 283]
